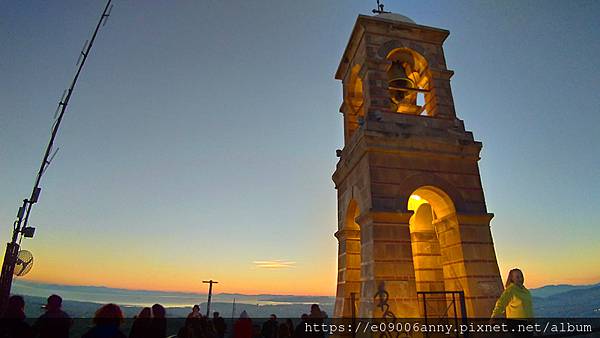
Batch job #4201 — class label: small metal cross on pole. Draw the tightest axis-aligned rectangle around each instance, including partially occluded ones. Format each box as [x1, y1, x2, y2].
[372, 0, 391, 14]
[203, 279, 218, 317]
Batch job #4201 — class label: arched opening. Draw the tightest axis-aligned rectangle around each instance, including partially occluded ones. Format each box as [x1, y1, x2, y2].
[344, 64, 365, 141]
[386, 48, 433, 116]
[334, 200, 362, 318]
[408, 186, 461, 318]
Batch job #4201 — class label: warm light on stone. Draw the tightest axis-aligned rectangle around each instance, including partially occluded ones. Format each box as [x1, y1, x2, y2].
[333, 13, 503, 319]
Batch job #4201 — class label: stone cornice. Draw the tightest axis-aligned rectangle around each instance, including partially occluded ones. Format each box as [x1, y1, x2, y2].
[334, 228, 361, 240]
[355, 209, 414, 225]
[332, 125, 483, 187]
[455, 213, 495, 225]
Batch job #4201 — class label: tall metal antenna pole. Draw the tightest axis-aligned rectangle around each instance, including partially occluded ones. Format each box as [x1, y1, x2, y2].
[0, 0, 114, 312]
[203, 279, 219, 317]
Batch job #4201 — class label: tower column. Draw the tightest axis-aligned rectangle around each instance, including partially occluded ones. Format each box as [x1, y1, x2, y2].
[456, 213, 504, 317]
[334, 228, 362, 318]
[360, 66, 392, 114]
[434, 213, 503, 317]
[428, 69, 457, 119]
[357, 211, 420, 318]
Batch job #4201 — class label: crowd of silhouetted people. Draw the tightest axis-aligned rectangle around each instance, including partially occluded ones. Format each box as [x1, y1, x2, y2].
[0, 294, 327, 338]
[229, 304, 327, 338]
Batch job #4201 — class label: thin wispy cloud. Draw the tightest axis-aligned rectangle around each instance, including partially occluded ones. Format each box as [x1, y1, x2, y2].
[253, 260, 296, 269]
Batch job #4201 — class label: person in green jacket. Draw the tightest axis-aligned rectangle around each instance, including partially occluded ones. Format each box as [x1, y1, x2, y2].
[492, 268, 534, 319]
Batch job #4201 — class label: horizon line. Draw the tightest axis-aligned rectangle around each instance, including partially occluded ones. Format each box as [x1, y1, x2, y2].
[15, 278, 336, 297]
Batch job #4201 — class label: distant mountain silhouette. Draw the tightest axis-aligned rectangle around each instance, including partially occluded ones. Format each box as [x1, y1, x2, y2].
[534, 285, 600, 317]
[13, 279, 600, 317]
[530, 282, 600, 298]
[14, 279, 207, 297]
[12, 279, 335, 317]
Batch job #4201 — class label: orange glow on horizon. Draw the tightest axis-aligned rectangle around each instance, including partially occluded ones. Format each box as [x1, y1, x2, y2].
[8, 216, 599, 298]
[21, 272, 600, 298]
[22, 275, 336, 297]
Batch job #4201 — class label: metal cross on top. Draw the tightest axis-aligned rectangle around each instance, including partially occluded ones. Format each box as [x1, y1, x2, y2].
[372, 0, 391, 14]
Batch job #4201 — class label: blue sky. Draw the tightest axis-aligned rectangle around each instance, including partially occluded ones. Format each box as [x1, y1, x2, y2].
[1, 0, 599, 294]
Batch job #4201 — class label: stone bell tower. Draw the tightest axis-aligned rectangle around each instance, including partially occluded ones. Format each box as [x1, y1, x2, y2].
[333, 13, 503, 318]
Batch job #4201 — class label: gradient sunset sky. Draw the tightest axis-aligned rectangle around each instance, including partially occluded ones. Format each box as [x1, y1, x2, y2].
[1, 0, 599, 296]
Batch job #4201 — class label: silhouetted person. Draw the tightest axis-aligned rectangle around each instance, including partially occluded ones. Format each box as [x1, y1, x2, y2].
[307, 305, 325, 338]
[0, 295, 34, 338]
[178, 305, 203, 338]
[82, 303, 126, 338]
[233, 311, 252, 338]
[177, 317, 201, 338]
[310, 305, 326, 320]
[149, 304, 167, 338]
[187, 305, 201, 319]
[129, 307, 151, 338]
[32, 294, 71, 338]
[213, 312, 226, 338]
[292, 314, 308, 338]
[261, 314, 278, 338]
[202, 319, 217, 338]
[251, 324, 261, 338]
[278, 322, 291, 338]
[285, 319, 294, 338]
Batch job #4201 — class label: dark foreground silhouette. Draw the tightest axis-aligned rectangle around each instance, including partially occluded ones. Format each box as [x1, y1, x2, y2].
[0, 293, 328, 338]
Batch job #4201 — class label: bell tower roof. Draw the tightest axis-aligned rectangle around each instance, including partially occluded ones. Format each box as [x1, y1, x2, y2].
[335, 15, 449, 81]
[374, 12, 416, 24]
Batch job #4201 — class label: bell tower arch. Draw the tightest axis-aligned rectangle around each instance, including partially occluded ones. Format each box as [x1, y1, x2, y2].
[333, 13, 503, 318]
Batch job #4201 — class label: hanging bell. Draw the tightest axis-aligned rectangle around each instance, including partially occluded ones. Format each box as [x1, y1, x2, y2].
[388, 61, 415, 91]
[388, 61, 416, 104]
